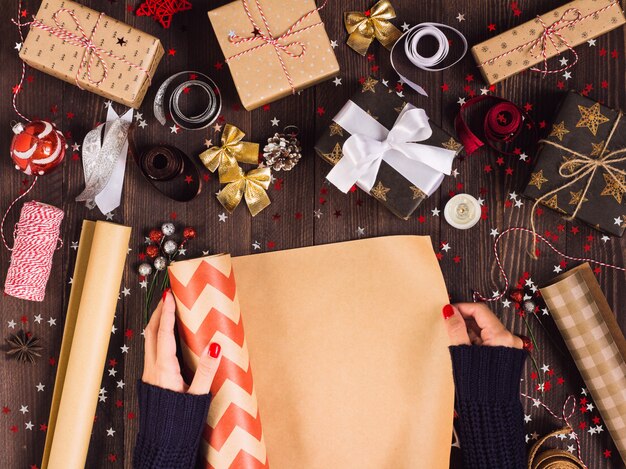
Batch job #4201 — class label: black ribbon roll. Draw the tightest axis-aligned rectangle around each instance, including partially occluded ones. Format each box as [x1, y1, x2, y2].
[153, 71, 222, 130]
[136, 145, 202, 202]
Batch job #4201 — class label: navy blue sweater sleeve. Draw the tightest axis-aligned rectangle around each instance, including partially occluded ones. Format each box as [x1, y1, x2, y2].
[133, 381, 211, 469]
[449, 345, 528, 469]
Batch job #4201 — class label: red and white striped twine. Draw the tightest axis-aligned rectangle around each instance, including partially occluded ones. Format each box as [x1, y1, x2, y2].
[226, 0, 328, 92]
[521, 393, 586, 468]
[2, 180, 64, 302]
[473, 227, 626, 303]
[478, 1, 620, 77]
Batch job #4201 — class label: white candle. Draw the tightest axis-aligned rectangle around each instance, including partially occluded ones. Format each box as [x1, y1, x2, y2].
[444, 194, 481, 229]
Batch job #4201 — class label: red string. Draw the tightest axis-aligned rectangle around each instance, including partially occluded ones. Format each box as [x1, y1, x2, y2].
[473, 227, 626, 303]
[136, 0, 192, 29]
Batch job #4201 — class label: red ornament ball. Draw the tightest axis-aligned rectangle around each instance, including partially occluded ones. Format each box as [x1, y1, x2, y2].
[149, 229, 163, 243]
[10, 121, 66, 176]
[509, 289, 524, 304]
[183, 226, 196, 239]
[146, 245, 160, 258]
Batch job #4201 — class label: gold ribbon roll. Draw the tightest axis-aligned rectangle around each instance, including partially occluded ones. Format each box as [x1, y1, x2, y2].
[528, 428, 586, 469]
[199, 124, 259, 182]
[216, 166, 271, 216]
[344, 0, 402, 56]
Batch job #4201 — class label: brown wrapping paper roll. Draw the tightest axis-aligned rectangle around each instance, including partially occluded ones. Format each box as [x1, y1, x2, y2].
[541, 263, 626, 466]
[172, 235, 454, 468]
[41, 220, 131, 469]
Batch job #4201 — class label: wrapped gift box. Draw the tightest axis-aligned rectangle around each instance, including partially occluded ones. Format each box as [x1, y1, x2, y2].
[19, 0, 164, 108]
[472, 0, 625, 86]
[523, 91, 625, 237]
[315, 77, 462, 220]
[208, 0, 339, 111]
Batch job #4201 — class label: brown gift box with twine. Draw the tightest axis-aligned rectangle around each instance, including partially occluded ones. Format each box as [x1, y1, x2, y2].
[471, 0, 625, 86]
[19, 0, 164, 109]
[208, 0, 339, 111]
[523, 92, 625, 237]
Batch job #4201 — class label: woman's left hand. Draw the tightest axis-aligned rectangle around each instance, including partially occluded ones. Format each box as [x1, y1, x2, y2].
[142, 289, 222, 395]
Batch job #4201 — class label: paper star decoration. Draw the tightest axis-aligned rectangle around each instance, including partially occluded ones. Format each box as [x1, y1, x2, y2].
[576, 103, 609, 136]
[136, 0, 192, 29]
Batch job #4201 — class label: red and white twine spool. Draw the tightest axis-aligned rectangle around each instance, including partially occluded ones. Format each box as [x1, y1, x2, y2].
[3, 195, 63, 302]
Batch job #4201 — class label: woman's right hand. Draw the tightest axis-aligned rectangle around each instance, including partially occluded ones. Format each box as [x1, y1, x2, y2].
[443, 302, 523, 349]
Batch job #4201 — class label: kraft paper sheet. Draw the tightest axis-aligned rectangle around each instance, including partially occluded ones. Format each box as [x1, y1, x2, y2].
[41, 220, 131, 469]
[541, 263, 626, 465]
[171, 235, 454, 468]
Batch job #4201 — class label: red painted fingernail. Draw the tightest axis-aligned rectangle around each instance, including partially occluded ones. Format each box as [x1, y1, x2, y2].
[442, 304, 455, 320]
[209, 342, 221, 358]
[162, 288, 171, 301]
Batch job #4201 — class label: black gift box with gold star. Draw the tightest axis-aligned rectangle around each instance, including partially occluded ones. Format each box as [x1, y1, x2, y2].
[523, 91, 626, 237]
[314, 77, 463, 220]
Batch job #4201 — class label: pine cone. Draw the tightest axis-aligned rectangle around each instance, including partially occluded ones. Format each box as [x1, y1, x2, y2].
[263, 133, 302, 171]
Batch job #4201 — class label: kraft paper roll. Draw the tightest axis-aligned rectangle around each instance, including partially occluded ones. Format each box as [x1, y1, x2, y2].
[541, 263, 626, 466]
[170, 236, 454, 468]
[41, 220, 131, 469]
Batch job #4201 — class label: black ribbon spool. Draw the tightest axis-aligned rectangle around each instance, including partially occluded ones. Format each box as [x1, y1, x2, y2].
[137, 146, 201, 202]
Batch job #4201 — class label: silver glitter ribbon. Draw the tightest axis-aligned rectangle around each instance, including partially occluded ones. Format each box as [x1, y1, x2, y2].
[75, 107, 133, 212]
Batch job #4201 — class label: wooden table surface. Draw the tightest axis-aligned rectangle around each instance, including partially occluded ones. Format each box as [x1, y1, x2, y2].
[1, 0, 625, 467]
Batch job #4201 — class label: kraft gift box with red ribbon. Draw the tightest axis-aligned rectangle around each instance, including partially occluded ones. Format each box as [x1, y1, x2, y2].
[523, 92, 626, 237]
[471, 0, 626, 86]
[314, 77, 462, 220]
[19, 0, 164, 108]
[208, 0, 339, 111]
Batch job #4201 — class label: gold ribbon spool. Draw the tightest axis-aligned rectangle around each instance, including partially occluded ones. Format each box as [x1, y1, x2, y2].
[216, 167, 271, 216]
[199, 124, 259, 183]
[344, 0, 402, 56]
[528, 428, 586, 469]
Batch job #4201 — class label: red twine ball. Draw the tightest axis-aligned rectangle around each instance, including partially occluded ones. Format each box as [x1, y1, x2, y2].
[183, 226, 196, 239]
[149, 229, 163, 243]
[146, 245, 160, 258]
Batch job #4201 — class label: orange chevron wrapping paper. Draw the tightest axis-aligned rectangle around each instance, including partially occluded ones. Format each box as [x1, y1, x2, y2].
[169, 255, 268, 469]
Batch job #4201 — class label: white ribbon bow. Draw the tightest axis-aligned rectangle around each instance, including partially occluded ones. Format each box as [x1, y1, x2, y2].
[326, 100, 456, 195]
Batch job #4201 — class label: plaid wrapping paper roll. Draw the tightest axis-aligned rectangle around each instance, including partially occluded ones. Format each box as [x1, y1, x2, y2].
[169, 255, 268, 469]
[541, 263, 626, 465]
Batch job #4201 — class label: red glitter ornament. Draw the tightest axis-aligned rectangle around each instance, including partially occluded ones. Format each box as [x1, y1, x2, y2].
[149, 229, 163, 243]
[136, 0, 192, 29]
[146, 245, 160, 258]
[10, 121, 66, 176]
[183, 226, 196, 239]
[509, 289, 524, 304]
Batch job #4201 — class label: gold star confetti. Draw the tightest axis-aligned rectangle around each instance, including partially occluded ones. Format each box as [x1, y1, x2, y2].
[361, 77, 378, 93]
[322, 143, 343, 164]
[569, 190, 588, 206]
[528, 169, 549, 190]
[549, 121, 570, 141]
[410, 186, 426, 200]
[329, 122, 343, 137]
[576, 102, 609, 136]
[442, 137, 462, 151]
[371, 181, 390, 201]
[600, 172, 625, 204]
[590, 140, 605, 156]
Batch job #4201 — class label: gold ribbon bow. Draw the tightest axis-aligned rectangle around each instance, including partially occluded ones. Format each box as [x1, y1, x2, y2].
[199, 124, 259, 183]
[344, 0, 402, 56]
[216, 167, 271, 216]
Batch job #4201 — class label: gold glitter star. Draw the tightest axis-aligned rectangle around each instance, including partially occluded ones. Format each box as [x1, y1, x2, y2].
[569, 190, 588, 206]
[361, 77, 378, 93]
[528, 169, 549, 190]
[371, 181, 390, 201]
[542, 194, 562, 212]
[322, 143, 343, 165]
[442, 137, 462, 151]
[600, 172, 625, 204]
[590, 140, 605, 156]
[410, 186, 426, 200]
[549, 121, 570, 141]
[329, 122, 343, 137]
[576, 102, 609, 136]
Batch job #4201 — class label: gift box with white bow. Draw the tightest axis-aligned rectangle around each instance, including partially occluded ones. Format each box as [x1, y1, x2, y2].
[314, 77, 463, 219]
